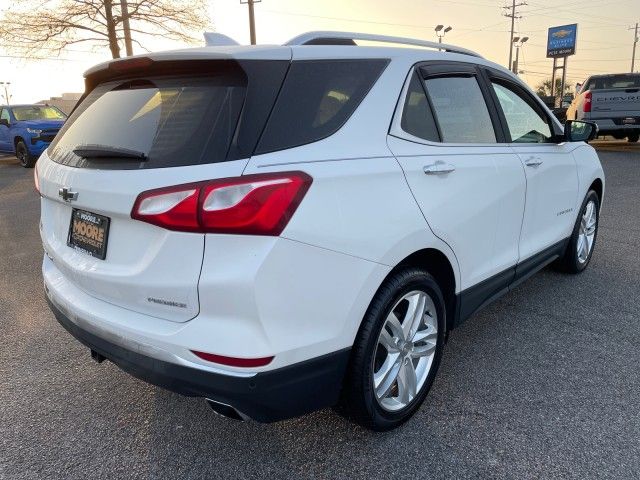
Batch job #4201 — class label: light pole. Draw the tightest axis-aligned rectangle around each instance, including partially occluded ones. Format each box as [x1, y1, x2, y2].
[631, 23, 638, 73]
[512, 36, 528, 75]
[435, 25, 453, 45]
[0, 82, 11, 105]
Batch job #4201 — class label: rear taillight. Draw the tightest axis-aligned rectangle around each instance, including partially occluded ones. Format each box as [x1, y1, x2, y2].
[583, 91, 592, 113]
[131, 172, 312, 236]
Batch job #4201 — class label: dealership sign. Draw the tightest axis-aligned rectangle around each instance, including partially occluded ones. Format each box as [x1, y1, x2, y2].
[547, 24, 578, 58]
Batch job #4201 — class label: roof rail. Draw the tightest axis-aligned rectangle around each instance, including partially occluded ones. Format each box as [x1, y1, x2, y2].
[285, 31, 482, 58]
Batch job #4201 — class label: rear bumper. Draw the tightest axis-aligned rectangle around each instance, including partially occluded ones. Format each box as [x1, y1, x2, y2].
[590, 118, 640, 135]
[47, 296, 350, 422]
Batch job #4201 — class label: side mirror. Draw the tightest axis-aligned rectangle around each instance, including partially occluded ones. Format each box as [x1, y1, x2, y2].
[565, 120, 598, 143]
[0, 118, 9, 127]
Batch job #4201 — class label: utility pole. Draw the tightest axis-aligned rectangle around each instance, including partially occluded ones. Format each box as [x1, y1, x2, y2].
[631, 23, 638, 73]
[503, 0, 527, 70]
[120, 0, 133, 56]
[240, 0, 261, 45]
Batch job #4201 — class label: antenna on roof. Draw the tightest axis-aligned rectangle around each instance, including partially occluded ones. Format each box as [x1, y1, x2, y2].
[204, 32, 240, 47]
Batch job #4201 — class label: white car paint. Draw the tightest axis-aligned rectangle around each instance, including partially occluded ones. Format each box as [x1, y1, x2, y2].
[39, 35, 604, 386]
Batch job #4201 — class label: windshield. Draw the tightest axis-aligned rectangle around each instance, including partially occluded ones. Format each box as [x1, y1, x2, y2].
[13, 105, 67, 121]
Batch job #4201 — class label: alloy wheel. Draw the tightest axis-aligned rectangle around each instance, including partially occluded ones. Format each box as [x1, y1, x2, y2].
[372, 290, 438, 412]
[577, 200, 597, 264]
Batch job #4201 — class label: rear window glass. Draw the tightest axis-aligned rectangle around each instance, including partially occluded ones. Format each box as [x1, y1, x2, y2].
[425, 76, 496, 143]
[256, 59, 389, 154]
[400, 72, 439, 142]
[589, 74, 640, 89]
[49, 73, 247, 169]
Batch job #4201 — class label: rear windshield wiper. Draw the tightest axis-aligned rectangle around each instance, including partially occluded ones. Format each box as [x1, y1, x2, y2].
[73, 144, 148, 161]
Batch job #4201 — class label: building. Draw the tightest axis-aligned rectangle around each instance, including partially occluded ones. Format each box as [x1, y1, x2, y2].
[36, 92, 82, 115]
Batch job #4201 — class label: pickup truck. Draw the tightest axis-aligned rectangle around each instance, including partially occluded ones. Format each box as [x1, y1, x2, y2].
[566, 73, 640, 142]
[0, 104, 67, 167]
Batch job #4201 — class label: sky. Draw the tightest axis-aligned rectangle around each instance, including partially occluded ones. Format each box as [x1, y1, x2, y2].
[0, 0, 638, 104]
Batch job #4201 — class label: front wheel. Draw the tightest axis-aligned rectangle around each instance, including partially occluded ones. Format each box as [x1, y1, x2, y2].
[556, 190, 599, 273]
[627, 133, 639, 143]
[337, 268, 446, 431]
[16, 140, 36, 168]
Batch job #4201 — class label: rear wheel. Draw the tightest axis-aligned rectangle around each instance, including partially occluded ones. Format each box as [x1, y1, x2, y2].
[556, 190, 599, 273]
[627, 133, 639, 143]
[337, 268, 446, 431]
[15, 140, 36, 168]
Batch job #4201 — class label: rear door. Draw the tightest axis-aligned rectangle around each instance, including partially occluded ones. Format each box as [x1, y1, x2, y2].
[387, 63, 526, 294]
[39, 59, 289, 322]
[485, 72, 579, 260]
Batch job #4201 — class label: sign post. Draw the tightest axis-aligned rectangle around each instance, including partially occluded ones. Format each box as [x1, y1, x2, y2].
[546, 24, 578, 108]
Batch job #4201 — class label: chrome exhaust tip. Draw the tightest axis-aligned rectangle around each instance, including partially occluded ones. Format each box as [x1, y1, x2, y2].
[206, 399, 250, 421]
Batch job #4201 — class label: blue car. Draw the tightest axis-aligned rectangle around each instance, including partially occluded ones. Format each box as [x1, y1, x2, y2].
[0, 104, 67, 168]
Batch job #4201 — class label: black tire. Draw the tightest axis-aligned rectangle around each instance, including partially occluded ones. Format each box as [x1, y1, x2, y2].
[15, 140, 36, 168]
[336, 268, 446, 431]
[627, 133, 639, 143]
[555, 190, 600, 274]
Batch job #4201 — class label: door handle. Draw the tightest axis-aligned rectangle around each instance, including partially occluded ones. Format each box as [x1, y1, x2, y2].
[423, 162, 456, 175]
[524, 156, 543, 167]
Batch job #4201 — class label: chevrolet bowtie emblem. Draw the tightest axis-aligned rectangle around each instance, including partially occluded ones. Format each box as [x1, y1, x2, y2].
[58, 187, 79, 202]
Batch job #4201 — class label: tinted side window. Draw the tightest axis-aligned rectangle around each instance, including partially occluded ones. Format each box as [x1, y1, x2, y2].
[0, 109, 10, 123]
[400, 72, 439, 142]
[492, 82, 552, 143]
[256, 59, 388, 154]
[424, 76, 496, 143]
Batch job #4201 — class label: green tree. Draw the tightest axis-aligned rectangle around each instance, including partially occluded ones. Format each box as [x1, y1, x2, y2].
[535, 78, 573, 105]
[0, 0, 210, 59]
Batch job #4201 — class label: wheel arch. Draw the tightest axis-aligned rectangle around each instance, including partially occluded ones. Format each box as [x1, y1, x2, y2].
[589, 177, 603, 204]
[393, 248, 457, 333]
[13, 136, 25, 151]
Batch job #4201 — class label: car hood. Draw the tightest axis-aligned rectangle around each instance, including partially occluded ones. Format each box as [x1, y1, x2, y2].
[17, 119, 65, 129]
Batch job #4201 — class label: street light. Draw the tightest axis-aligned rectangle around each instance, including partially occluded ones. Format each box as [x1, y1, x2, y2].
[512, 36, 528, 75]
[435, 25, 453, 44]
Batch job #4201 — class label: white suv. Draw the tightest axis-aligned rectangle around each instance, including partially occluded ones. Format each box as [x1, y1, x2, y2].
[38, 32, 604, 431]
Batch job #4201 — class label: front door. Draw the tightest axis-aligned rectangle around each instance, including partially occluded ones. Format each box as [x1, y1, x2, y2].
[487, 76, 579, 261]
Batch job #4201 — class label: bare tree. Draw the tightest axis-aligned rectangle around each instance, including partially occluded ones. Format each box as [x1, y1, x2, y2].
[0, 0, 210, 59]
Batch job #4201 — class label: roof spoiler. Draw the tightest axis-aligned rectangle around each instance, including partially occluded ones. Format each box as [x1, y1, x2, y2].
[204, 32, 240, 47]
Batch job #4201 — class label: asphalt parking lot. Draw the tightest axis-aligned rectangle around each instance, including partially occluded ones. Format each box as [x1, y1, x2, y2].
[0, 143, 638, 480]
